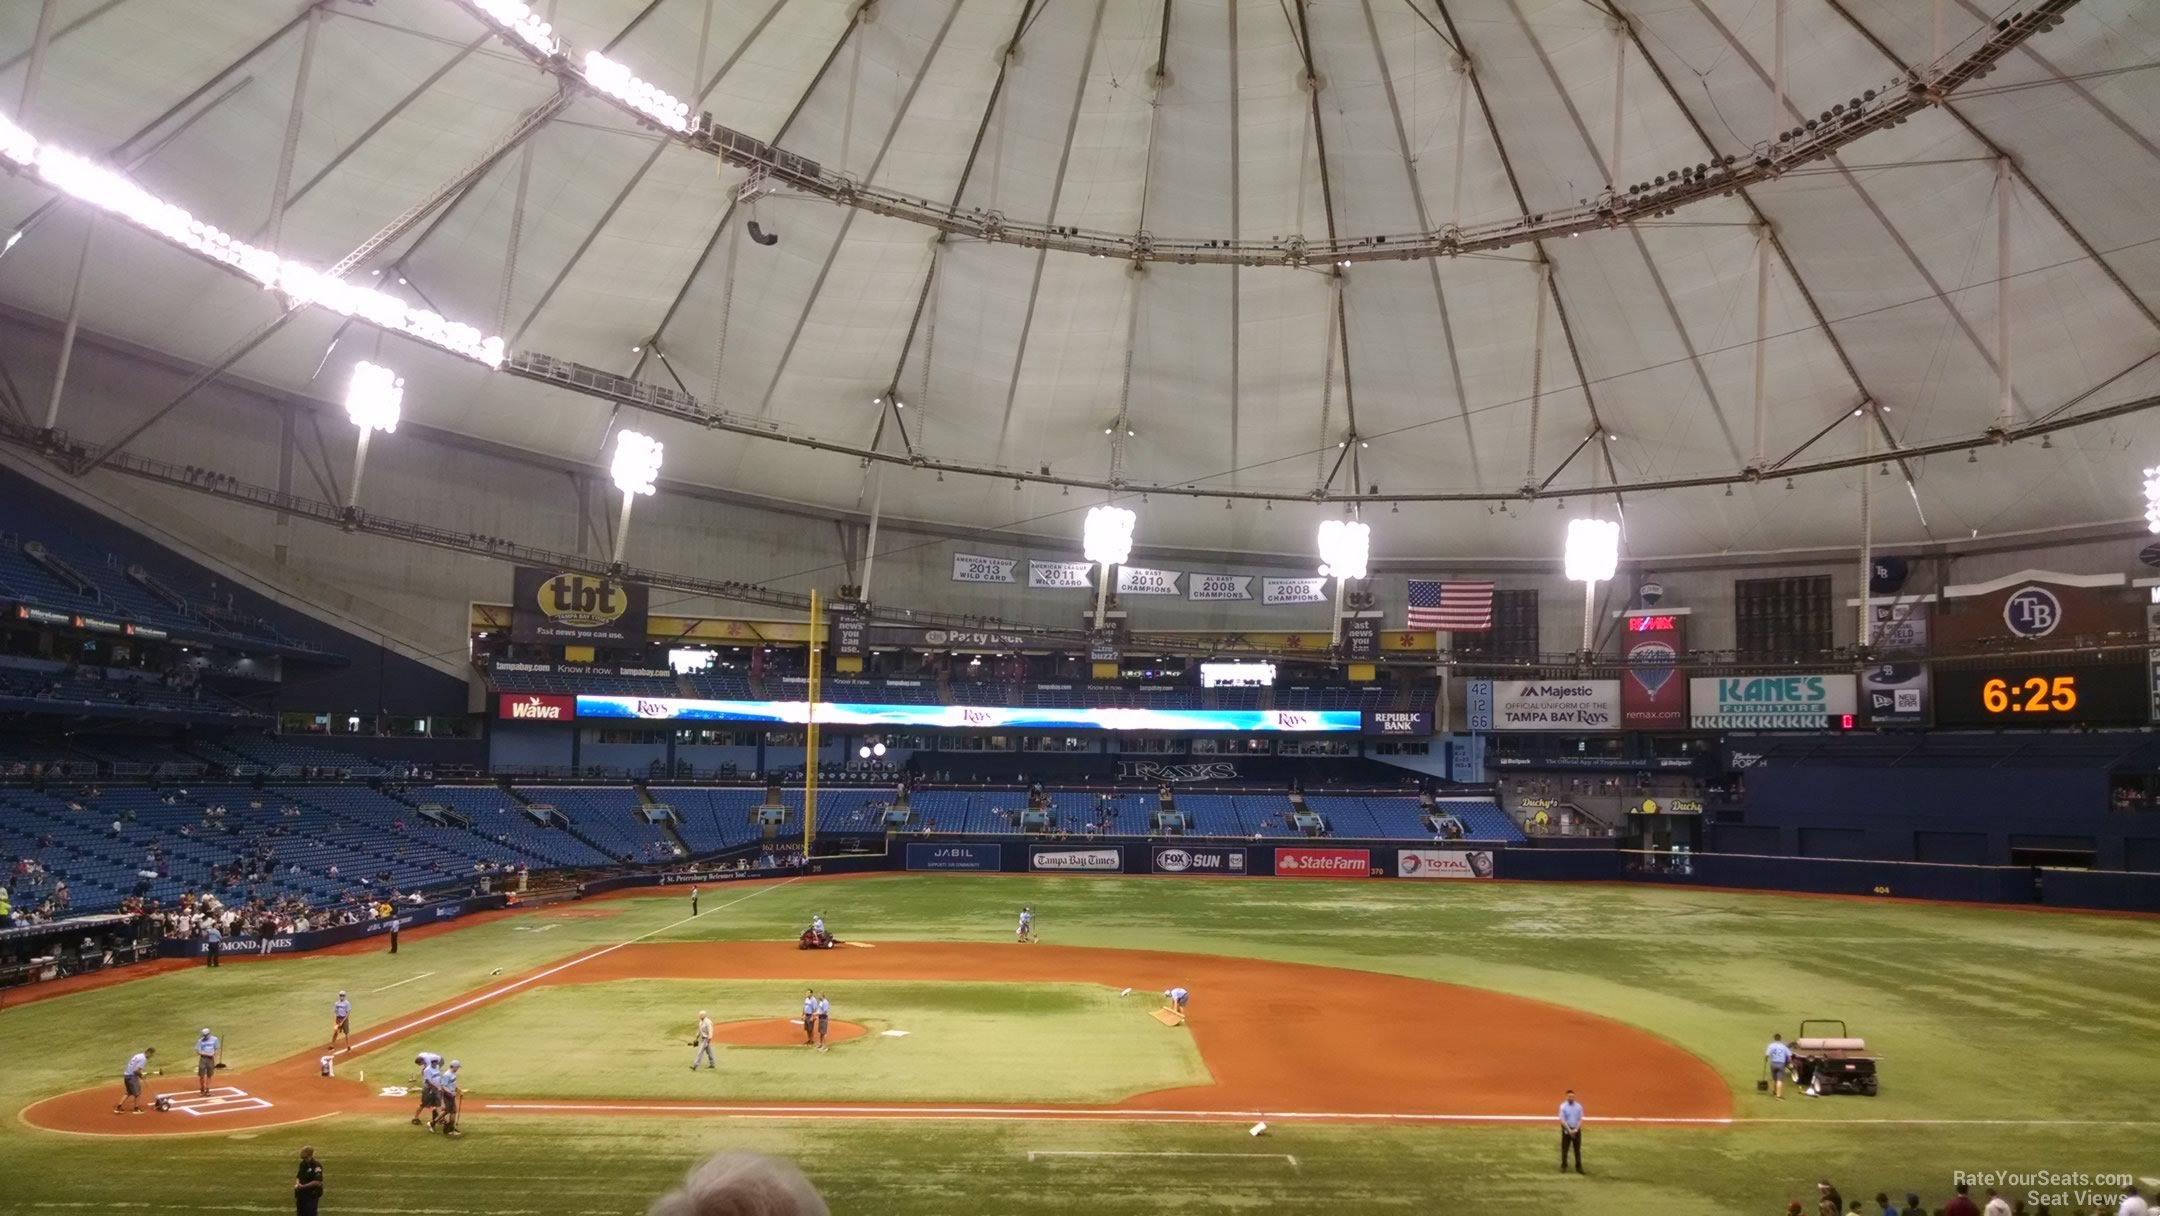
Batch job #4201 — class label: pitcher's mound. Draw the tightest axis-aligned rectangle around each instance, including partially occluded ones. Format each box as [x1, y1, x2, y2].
[711, 1018, 869, 1047]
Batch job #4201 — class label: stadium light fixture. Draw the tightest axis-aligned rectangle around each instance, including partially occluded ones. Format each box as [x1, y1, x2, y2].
[1564, 517, 1621, 654]
[0, 112, 505, 368]
[1316, 518, 1370, 646]
[584, 51, 693, 133]
[471, 0, 560, 57]
[610, 429, 664, 563]
[342, 361, 403, 514]
[2144, 466, 2160, 533]
[1083, 504, 1136, 629]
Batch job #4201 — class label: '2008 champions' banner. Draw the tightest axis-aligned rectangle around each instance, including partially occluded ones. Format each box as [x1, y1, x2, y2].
[1466, 680, 1621, 731]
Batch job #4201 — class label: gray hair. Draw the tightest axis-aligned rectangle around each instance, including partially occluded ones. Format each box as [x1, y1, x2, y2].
[648, 1152, 828, 1216]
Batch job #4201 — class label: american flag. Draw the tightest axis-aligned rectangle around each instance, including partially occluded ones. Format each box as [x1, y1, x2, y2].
[1407, 579, 1494, 631]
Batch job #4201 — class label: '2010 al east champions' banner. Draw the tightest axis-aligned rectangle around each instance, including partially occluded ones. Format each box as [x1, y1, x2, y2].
[1621, 614, 1688, 730]
[1466, 680, 1621, 731]
[1689, 673, 1857, 729]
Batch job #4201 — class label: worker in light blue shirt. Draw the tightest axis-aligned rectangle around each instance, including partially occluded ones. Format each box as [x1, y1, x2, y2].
[194, 1029, 221, 1095]
[814, 994, 831, 1052]
[329, 993, 352, 1051]
[436, 1062, 463, 1137]
[1766, 1033, 1792, 1099]
[413, 1052, 443, 1129]
[1558, 1090, 1584, 1173]
[802, 990, 817, 1046]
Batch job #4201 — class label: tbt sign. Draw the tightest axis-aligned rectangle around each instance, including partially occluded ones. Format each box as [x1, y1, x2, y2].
[512, 569, 648, 644]
[1689, 674, 1856, 730]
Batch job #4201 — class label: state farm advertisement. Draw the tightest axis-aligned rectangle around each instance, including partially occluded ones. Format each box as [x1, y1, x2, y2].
[1273, 847, 1371, 878]
[1397, 849, 1496, 880]
[498, 694, 574, 721]
[1030, 848, 1122, 872]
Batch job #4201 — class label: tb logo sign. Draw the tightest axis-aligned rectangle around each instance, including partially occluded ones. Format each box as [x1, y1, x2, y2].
[2002, 586, 2063, 638]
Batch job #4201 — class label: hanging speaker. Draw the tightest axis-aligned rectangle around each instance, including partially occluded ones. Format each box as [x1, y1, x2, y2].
[1869, 556, 1909, 594]
[746, 219, 779, 246]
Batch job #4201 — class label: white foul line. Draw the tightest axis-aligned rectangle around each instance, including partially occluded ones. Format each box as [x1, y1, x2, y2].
[1029, 1150, 1298, 1169]
[474, 1102, 2160, 1129]
[368, 971, 436, 994]
[343, 879, 798, 1056]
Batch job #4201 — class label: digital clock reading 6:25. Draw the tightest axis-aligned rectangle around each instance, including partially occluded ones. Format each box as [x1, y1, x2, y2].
[1980, 675, 2077, 714]
[1933, 662, 2147, 728]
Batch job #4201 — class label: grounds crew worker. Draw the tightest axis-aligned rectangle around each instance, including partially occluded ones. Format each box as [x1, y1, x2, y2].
[1558, 1089, 1584, 1173]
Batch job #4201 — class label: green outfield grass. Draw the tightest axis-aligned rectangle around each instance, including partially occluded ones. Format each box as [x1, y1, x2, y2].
[345, 978, 1210, 1103]
[2, 873, 2156, 1215]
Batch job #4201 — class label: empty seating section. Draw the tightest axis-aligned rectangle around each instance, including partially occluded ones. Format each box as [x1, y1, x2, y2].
[492, 668, 678, 697]
[682, 671, 755, 699]
[1424, 797, 1525, 841]
[413, 786, 612, 868]
[0, 529, 301, 653]
[1304, 794, 1384, 837]
[659, 788, 769, 853]
[519, 786, 676, 862]
[1174, 794, 1247, 837]
[222, 738, 383, 775]
[949, 682, 1014, 705]
[1275, 686, 1386, 711]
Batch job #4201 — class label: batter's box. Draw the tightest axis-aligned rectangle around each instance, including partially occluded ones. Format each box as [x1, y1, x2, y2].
[155, 1087, 273, 1117]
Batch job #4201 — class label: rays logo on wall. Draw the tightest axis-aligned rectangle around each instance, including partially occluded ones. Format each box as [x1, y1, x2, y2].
[2003, 585, 2064, 638]
[1620, 613, 1687, 730]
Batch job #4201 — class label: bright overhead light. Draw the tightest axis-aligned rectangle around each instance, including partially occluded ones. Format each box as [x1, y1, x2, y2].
[1316, 518, 1370, 581]
[2144, 466, 2160, 533]
[1563, 517, 1620, 584]
[1, 230, 20, 254]
[858, 745, 871, 759]
[344, 361, 404, 434]
[1083, 504, 1136, 567]
[611, 429, 663, 497]
[584, 51, 693, 133]
[472, 0, 561, 57]
[872, 741, 887, 757]
[0, 112, 505, 368]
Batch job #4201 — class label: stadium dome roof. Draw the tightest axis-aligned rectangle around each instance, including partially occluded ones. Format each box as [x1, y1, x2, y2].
[1, 0, 2156, 564]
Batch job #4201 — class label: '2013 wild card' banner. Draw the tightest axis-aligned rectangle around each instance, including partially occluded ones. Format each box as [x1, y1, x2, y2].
[951, 553, 1017, 584]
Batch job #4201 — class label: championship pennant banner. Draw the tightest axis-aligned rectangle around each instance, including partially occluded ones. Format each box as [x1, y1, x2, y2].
[951, 553, 1017, 584]
[1117, 566, 1182, 596]
[1187, 573, 1253, 601]
[1028, 560, 1093, 590]
[1264, 578, 1327, 604]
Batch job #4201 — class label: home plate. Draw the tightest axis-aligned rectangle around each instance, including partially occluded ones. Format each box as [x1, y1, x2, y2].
[880, 1030, 909, 1037]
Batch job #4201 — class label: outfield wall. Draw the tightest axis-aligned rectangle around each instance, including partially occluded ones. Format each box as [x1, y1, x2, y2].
[155, 893, 511, 958]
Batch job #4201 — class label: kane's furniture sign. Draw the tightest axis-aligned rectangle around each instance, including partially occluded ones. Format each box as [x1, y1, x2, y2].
[511, 568, 648, 644]
[906, 843, 1001, 872]
[1030, 848, 1123, 872]
[1397, 849, 1496, 879]
[1688, 674, 1857, 729]
[1273, 847, 1370, 878]
[1466, 680, 1621, 731]
[1151, 847, 1247, 874]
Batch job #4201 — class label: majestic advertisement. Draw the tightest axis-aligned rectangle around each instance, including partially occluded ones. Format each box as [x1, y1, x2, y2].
[575, 696, 1362, 733]
[511, 568, 649, 644]
[1362, 709, 1434, 736]
[1396, 849, 1496, 880]
[1028, 560, 1094, 590]
[1688, 673, 1857, 730]
[951, 553, 1017, 584]
[1933, 661, 2149, 728]
[1620, 614, 1688, 730]
[497, 693, 574, 721]
[1273, 847, 1371, 878]
[1466, 680, 1622, 731]
[1861, 602, 1930, 726]
[905, 843, 1001, 872]
[1151, 847, 1248, 875]
[1030, 848, 1123, 872]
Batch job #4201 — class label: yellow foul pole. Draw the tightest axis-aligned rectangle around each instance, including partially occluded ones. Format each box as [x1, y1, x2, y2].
[803, 588, 821, 855]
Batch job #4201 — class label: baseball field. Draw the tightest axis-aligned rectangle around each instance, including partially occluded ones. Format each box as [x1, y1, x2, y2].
[4, 873, 2155, 1213]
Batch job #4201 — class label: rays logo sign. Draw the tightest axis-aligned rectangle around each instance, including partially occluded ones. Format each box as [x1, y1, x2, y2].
[1621, 612, 1687, 730]
[2003, 586, 2063, 638]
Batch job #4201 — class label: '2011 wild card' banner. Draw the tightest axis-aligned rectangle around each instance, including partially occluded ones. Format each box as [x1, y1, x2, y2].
[1028, 560, 1094, 589]
[951, 553, 1017, 583]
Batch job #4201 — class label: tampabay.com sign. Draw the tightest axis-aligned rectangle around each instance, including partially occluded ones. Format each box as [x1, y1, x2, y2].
[573, 696, 1360, 733]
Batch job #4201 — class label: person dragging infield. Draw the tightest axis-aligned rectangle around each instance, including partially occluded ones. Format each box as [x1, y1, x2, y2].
[1558, 1089, 1585, 1173]
[293, 1146, 324, 1216]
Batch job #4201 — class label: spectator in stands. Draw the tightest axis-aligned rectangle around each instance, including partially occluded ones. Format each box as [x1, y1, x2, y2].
[1817, 1182, 1844, 1216]
[647, 1151, 828, 1216]
[1945, 1184, 1980, 1216]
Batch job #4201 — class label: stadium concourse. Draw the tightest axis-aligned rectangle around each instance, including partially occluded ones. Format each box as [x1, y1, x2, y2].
[3, 0, 2160, 1213]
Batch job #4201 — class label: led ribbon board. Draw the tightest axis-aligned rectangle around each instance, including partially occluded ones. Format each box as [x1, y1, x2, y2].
[574, 696, 1361, 733]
